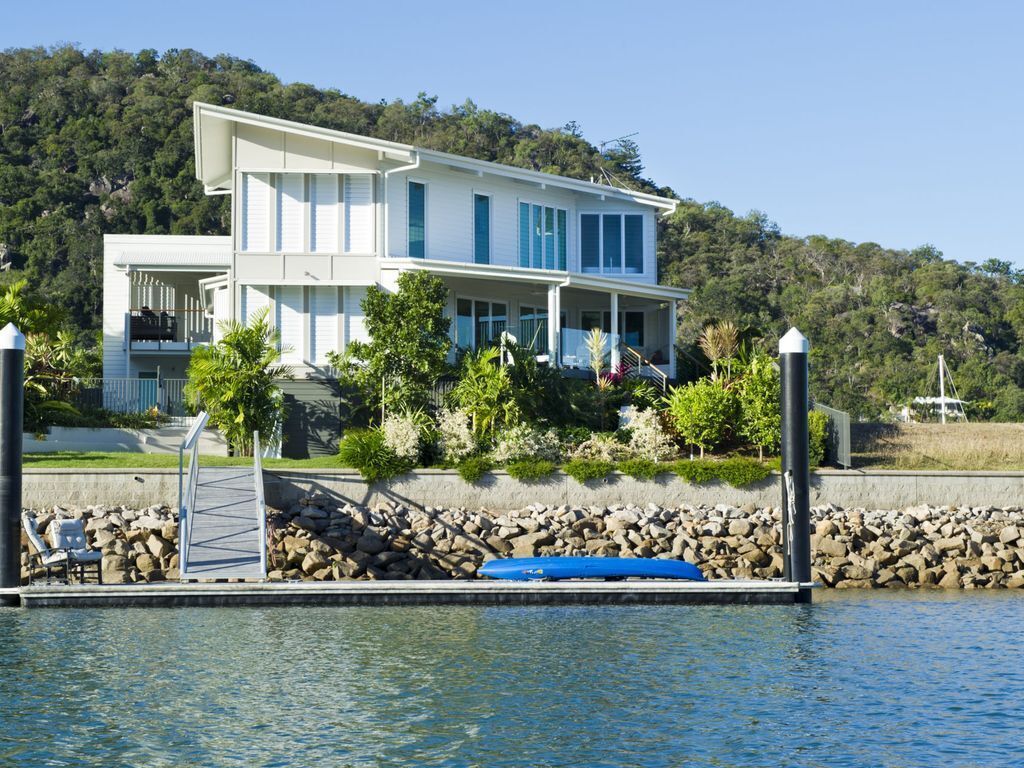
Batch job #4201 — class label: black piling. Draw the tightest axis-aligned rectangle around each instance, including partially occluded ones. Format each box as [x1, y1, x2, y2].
[0, 323, 24, 606]
[780, 327, 812, 602]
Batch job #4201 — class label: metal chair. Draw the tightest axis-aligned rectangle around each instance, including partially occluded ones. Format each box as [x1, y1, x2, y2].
[21, 513, 103, 585]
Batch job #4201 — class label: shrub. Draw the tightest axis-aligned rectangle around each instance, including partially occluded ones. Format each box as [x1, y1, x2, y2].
[450, 347, 519, 440]
[663, 379, 738, 457]
[506, 458, 556, 482]
[456, 455, 493, 484]
[617, 457, 663, 480]
[491, 424, 563, 463]
[437, 407, 476, 463]
[563, 458, 615, 484]
[338, 429, 411, 484]
[672, 457, 772, 487]
[571, 433, 627, 462]
[809, 409, 829, 467]
[625, 408, 678, 461]
[381, 410, 424, 461]
[716, 457, 773, 487]
[738, 354, 781, 460]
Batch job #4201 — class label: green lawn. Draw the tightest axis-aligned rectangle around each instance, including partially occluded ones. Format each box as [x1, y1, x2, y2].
[23, 451, 350, 469]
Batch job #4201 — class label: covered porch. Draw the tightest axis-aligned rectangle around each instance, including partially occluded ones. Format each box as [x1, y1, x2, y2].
[385, 260, 688, 381]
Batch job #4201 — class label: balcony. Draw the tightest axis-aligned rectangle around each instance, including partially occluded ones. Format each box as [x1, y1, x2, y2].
[127, 309, 212, 351]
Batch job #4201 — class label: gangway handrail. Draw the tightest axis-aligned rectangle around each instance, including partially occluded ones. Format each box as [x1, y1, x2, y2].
[253, 430, 268, 579]
[178, 411, 210, 579]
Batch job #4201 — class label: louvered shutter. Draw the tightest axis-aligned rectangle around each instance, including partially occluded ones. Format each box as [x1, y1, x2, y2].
[242, 173, 270, 252]
[344, 175, 374, 253]
[311, 174, 339, 253]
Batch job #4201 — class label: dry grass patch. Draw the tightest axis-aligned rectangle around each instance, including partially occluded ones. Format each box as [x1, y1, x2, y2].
[852, 422, 1024, 470]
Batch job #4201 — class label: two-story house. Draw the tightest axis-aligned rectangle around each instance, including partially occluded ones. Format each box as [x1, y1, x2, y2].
[102, 103, 689, 447]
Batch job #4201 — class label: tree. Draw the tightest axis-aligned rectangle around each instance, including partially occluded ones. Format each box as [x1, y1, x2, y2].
[184, 308, 290, 456]
[663, 379, 738, 458]
[738, 354, 781, 460]
[329, 271, 451, 417]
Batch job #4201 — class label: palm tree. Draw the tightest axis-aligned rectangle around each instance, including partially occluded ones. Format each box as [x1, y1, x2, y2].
[184, 308, 291, 456]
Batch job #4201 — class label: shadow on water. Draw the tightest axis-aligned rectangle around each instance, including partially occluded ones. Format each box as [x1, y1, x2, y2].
[2, 593, 1023, 767]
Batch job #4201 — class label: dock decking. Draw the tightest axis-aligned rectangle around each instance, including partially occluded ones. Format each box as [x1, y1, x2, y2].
[180, 466, 264, 580]
[13, 579, 813, 608]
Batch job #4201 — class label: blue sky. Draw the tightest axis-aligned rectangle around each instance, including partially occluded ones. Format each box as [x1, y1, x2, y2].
[5, 1, 1023, 265]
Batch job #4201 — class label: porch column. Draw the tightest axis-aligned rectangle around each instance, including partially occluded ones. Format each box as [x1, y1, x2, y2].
[668, 299, 677, 380]
[546, 284, 559, 362]
[610, 291, 620, 371]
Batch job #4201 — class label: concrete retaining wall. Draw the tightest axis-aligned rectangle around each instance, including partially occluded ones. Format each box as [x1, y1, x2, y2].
[24, 427, 228, 456]
[21, 468, 1024, 511]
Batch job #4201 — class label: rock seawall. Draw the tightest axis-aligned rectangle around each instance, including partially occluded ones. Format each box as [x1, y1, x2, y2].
[21, 501, 1024, 589]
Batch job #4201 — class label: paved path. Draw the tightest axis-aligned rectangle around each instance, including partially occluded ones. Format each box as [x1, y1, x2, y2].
[182, 466, 264, 580]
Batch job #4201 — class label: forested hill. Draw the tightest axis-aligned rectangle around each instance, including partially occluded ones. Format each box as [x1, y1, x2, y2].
[1, 46, 1023, 420]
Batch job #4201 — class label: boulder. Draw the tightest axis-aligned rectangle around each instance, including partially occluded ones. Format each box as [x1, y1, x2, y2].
[146, 535, 174, 559]
[356, 531, 387, 555]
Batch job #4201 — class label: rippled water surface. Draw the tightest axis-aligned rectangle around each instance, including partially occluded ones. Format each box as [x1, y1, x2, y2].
[1, 592, 1022, 767]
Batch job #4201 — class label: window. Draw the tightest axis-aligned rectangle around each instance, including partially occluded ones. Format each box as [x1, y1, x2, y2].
[519, 202, 567, 269]
[276, 173, 305, 252]
[275, 285, 304, 363]
[518, 305, 548, 352]
[455, 298, 507, 350]
[344, 175, 374, 253]
[311, 174, 339, 253]
[408, 181, 425, 258]
[241, 173, 270, 252]
[309, 286, 338, 364]
[580, 213, 644, 274]
[474, 194, 490, 264]
[582, 310, 645, 347]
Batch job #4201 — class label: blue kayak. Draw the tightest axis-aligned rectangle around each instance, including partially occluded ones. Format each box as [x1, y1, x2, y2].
[479, 556, 705, 582]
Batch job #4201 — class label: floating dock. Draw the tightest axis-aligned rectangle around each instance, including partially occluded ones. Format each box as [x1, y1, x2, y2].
[6, 579, 812, 608]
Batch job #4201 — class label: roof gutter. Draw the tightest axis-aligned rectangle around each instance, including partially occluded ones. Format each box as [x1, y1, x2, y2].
[381, 152, 421, 260]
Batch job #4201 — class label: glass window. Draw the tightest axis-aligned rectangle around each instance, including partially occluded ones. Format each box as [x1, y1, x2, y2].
[519, 305, 548, 352]
[456, 298, 474, 350]
[603, 215, 621, 272]
[518, 202, 530, 267]
[598, 310, 645, 347]
[557, 209, 567, 270]
[580, 215, 600, 273]
[408, 181, 425, 258]
[519, 202, 569, 271]
[582, 214, 645, 275]
[625, 215, 643, 274]
[581, 310, 603, 331]
[474, 194, 490, 264]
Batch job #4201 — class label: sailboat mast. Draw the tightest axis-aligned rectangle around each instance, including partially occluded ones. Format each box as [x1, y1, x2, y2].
[938, 354, 946, 424]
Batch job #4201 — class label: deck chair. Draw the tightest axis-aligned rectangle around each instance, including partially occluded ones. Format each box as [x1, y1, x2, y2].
[21, 513, 102, 585]
[49, 518, 103, 585]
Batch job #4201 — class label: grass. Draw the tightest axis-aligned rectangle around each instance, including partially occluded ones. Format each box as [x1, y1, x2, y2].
[851, 422, 1024, 470]
[24, 451, 348, 469]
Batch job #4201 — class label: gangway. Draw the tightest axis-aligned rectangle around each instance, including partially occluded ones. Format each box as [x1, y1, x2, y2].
[178, 412, 268, 581]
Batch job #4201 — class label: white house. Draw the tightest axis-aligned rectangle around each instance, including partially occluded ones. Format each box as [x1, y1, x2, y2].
[103, 103, 689, 408]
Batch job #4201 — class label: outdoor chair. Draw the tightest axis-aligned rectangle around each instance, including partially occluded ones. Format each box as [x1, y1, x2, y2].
[21, 513, 103, 585]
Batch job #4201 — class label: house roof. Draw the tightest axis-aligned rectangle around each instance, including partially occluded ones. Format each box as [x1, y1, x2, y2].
[193, 102, 678, 212]
[104, 234, 232, 269]
[383, 258, 690, 301]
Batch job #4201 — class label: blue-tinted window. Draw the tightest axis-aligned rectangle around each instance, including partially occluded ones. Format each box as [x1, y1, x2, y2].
[474, 194, 490, 264]
[557, 209, 567, 270]
[581, 214, 600, 272]
[518, 202, 531, 267]
[625, 215, 643, 273]
[603, 214, 621, 271]
[408, 181, 425, 258]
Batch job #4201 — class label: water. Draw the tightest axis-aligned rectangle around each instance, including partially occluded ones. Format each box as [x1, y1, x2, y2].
[1, 592, 1021, 767]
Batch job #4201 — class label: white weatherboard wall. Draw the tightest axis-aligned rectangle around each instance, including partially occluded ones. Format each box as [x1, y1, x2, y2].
[384, 166, 659, 283]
